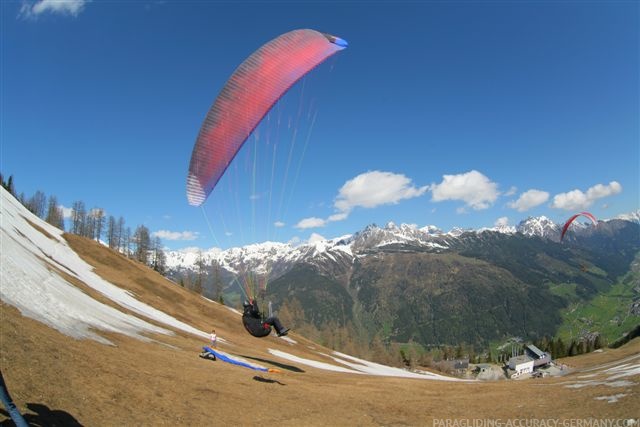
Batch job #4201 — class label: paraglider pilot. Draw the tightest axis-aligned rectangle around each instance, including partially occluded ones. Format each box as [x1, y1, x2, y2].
[242, 299, 289, 338]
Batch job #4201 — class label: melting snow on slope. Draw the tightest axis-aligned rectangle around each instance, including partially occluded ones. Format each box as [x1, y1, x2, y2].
[560, 353, 639, 399]
[268, 349, 460, 380]
[0, 188, 207, 344]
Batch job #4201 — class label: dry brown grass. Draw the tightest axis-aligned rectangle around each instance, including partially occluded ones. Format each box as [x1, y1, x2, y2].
[1, 235, 638, 426]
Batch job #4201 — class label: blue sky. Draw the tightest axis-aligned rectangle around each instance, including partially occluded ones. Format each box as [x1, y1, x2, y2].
[2, 0, 638, 251]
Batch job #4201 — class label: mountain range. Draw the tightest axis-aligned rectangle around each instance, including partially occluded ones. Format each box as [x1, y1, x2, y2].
[165, 212, 640, 278]
[164, 212, 640, 349]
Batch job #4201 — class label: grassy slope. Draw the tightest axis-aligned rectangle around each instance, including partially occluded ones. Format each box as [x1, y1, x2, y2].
[1, 234, 639, 425]
[551, 256, 640, 343]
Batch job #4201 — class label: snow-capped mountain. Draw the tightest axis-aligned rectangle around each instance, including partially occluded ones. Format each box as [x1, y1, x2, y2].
[515, 216, 560, 239]
[164, 213, 639, 278]
[616, 210, 640, 224]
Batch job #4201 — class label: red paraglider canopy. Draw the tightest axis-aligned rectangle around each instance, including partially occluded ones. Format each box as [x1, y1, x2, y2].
[187, 29, 348, 206]
[560, 212, 597, 241]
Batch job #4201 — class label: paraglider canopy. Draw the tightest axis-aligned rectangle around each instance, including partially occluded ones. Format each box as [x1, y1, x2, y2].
[560, 212, 597, 241]
[187, 29, 348, 207]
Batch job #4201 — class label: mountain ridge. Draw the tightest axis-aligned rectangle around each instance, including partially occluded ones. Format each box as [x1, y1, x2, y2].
[165, 211, 640, 275]
[165, 210, 640, 348]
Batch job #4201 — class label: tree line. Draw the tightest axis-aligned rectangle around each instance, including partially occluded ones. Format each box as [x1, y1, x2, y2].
[532, 334, 604, 359]
[173, 249, 225, 304]
[1, 173, 167, 274]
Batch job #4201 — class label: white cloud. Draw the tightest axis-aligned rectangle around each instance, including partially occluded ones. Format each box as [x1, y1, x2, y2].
[508, 189, 549, 212]
[287, 236, 301, 246]
[494, 217, 509, 227]
[20, 0, 89, 18]
[60, 205, 73, 219]
[551, 181, 622, 211]
[334, 171, 428, 214]
[273, 221, 285, 228]
[586, 181, 622, 200]
[295, 217, 326, 230]
[328, 212, 348, 222]
[295, 171, 429, 229]
[431, 170, 498, 210]
[307, 233, 325, 244]
[152, 230, 199, 241]
[504, 186, 518, 197]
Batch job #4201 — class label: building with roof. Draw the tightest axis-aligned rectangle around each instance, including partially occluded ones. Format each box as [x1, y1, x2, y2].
[525, 344, 552, 367]
[508, 355, 534, 378]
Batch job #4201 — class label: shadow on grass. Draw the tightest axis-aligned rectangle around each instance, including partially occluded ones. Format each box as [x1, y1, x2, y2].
[1, 403, 83, 426]
[240, 355, 305, 373]
[252, 376, 286, 386]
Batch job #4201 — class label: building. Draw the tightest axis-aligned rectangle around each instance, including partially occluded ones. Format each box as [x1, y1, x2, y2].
[525, 344, 552, 367]
[508, 355, 534, 378]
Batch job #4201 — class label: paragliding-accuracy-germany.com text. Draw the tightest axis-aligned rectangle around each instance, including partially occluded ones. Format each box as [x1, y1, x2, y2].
[432, 419, 639, 427]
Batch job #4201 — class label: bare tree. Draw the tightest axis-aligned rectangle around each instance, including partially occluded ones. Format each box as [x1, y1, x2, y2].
[133, 225, 151, 264]
[90, 208, 105, 242]
[150, 236, 167, 274]
[117, 217, 126, 253]
[122, 226, 132, 258]
[211, 260, 224, 303]
[194, 250, 205, 294]
[84, 212, 96, 239]
[70, 201, 87, 235]
[28, 190, 47, 218]
[45, 195, 65, 230]
[107, 216, 117, 249]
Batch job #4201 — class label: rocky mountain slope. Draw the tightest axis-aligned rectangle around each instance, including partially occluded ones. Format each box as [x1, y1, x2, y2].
[166, 213, 640, 348]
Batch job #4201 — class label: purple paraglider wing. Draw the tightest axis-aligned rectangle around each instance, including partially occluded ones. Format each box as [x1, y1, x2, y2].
[187, 29, 347, 206]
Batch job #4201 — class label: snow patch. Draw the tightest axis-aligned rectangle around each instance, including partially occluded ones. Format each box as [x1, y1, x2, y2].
[594, 394, 627, 403]
[0, 187, 207, 344]
[267, 348, 460, 380]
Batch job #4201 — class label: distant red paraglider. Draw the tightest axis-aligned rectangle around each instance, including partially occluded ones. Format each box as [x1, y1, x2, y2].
[560, 212, 597, 241]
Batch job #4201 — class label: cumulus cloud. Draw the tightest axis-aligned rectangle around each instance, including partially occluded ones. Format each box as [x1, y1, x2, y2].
[295, 217, 326, 230]
[307, 233, 326, 244]
[551, 181, 622, 211]
[20, 0, 89, 18]
[334, 171, 428, 214]
[494, 217, 510, 227]
[504, 186, 518, 197]
[273, 221, 285, 228]
[296, 171, 429, 230]
[431, 170, 499, 210]
[60, 205, 73, 219]
[152, 230, 199, 241]
[508, 189, 549, 212]
[328, 212, 348, 222]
